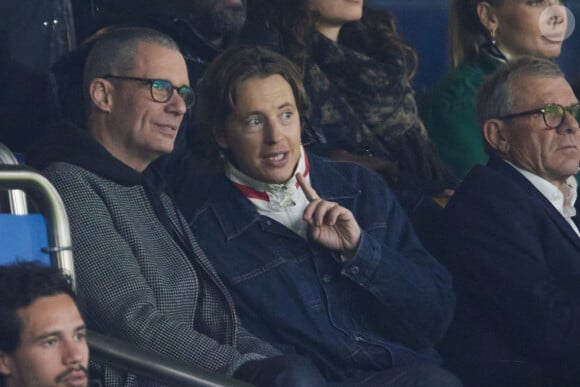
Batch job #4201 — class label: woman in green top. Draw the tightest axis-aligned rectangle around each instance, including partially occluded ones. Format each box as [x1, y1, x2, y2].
[420, 0, 567, 178]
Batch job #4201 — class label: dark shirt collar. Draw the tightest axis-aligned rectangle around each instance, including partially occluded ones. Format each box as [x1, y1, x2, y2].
[28, 121, 148, 186]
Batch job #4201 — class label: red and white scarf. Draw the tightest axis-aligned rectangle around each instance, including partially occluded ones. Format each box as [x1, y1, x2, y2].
[225, 147, 311, 239]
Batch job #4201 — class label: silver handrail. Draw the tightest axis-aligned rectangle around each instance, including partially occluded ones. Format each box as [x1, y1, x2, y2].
[0, 165, 75, 288]
[0, 143, 28, 214]
[88, 330, 253, 387]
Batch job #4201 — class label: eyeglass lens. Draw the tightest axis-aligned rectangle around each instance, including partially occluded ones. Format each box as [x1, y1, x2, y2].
[543, 104, 580, 128]
[151, 80, 194, 107]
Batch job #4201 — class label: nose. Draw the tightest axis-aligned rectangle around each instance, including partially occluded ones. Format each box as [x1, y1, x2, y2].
[559, 111, 580, 134]
[62, 339, 86, 365]
[165, 90, 187, 116]
[264, 119, 283, 144]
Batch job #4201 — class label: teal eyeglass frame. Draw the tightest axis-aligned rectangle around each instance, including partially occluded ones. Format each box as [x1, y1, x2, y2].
[101, 74, 195, 108]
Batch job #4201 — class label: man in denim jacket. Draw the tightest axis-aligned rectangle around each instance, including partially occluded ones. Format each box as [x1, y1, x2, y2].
[29, 28, 326, 387]
[189, 46, 460, 387]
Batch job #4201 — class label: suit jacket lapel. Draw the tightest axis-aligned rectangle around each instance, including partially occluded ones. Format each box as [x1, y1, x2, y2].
[489, 157, 580, 251]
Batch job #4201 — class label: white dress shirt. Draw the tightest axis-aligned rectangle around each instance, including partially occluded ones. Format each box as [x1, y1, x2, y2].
[225, 146, 311, 239]
[506, 161, 579, 237]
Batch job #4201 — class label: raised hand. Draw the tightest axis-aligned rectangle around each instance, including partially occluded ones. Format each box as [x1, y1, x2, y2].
[296, 172, 361, 259]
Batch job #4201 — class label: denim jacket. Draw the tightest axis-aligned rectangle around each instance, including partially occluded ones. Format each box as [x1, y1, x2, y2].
[190, 152, 455, 380]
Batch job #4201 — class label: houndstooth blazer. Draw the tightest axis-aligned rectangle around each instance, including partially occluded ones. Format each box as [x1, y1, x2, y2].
[43, 160, 279, 386]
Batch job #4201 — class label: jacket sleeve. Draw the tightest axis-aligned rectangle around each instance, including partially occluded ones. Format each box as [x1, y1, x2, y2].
[235, 324, 283, 357]
[445, 171, 580, 361]
[44, 164, 272, 378]
[339, 167, 456, 349]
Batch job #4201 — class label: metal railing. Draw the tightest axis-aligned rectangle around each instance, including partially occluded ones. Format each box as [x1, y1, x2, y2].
[0, 142, 28, 214]
[0, 164, 75, 287]
[88, 331, 253, 387]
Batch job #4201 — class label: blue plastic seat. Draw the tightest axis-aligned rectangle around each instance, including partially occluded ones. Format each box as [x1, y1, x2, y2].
[0, 213, 50, 266]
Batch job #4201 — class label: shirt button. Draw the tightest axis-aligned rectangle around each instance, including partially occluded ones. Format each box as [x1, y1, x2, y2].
[265, 220, 272, 226]
[322, 274, 332, 283]
[350, 266, 360, 275]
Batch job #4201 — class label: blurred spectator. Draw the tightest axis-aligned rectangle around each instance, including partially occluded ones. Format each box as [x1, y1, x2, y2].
[420, 0, 566, 178]
[0, 262, 89, 387]
[0, 29, 50, 155]
[191, 45, 461, 387]
[28, 27, 324, 387]
[0, 0, 76, 154]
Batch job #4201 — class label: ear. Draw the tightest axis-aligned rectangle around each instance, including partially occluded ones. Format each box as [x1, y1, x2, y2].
[0, 351, 13, 376]
[213, 127, 229, 150]
[476, 1, 499, 34]
[89, 78, 114, 113]
[482, 119, 510, 155]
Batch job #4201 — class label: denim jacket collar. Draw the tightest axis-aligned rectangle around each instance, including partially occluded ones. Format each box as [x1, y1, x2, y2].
[208, 152, 359, 240]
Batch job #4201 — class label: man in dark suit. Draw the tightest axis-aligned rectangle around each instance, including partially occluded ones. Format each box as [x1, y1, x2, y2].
[443, 56, 580, 386]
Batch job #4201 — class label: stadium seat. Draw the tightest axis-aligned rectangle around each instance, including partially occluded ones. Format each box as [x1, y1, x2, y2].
[0, 143, 75, 285]
[0, 213, 50, 265]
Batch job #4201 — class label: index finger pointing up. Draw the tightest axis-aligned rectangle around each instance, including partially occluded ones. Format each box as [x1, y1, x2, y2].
[296, 172, 319, 202]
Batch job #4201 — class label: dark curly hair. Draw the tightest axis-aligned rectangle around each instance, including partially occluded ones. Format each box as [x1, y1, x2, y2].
[246, 0, 418, 78]
[0, 261, 78, 354]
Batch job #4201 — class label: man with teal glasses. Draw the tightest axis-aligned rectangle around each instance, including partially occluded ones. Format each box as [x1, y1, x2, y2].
[28, 26, 325, 387]
[443, 56, 580, 385]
